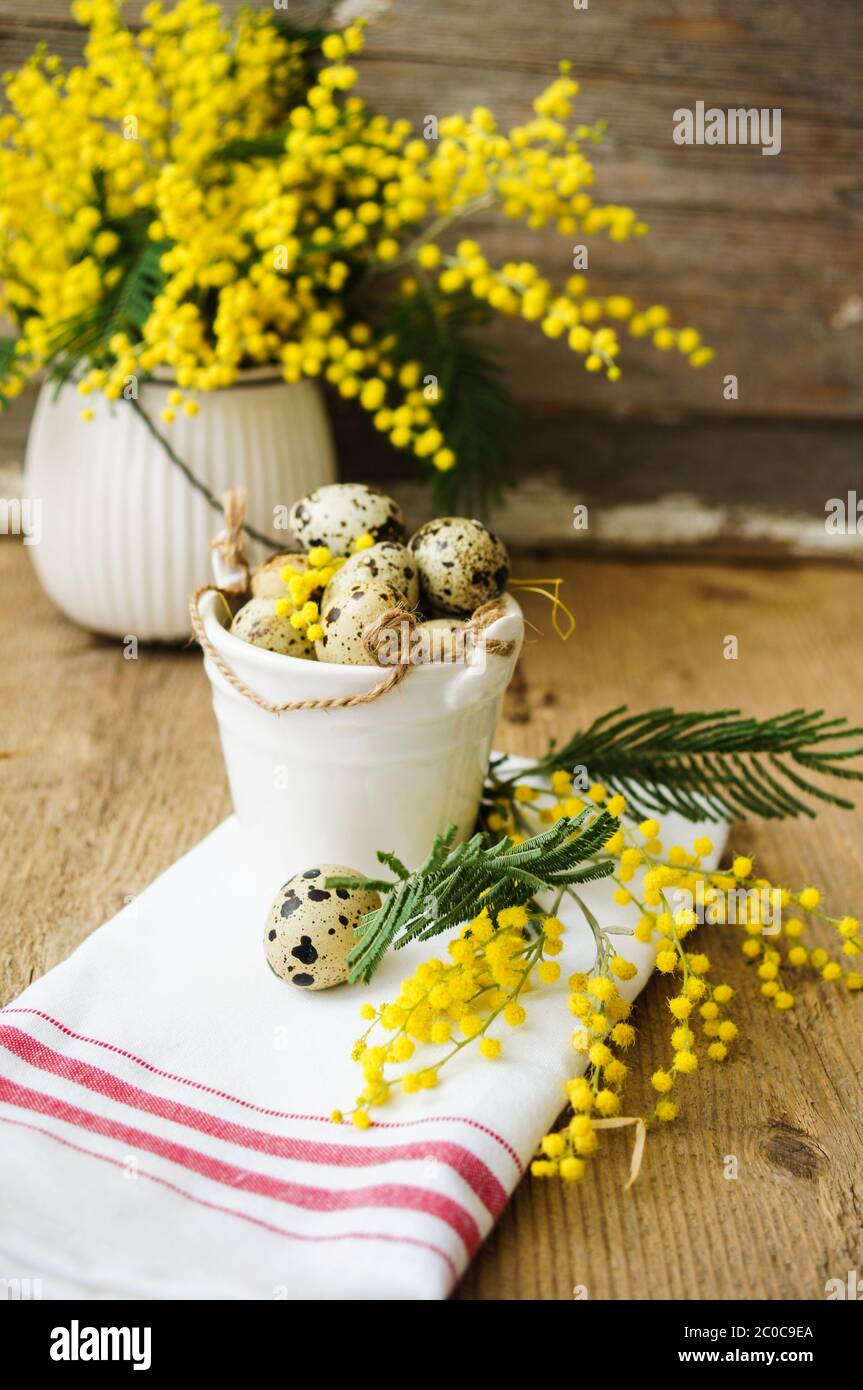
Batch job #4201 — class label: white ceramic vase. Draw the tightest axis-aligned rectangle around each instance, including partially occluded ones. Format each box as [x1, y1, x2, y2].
[25, 371, 337, 641]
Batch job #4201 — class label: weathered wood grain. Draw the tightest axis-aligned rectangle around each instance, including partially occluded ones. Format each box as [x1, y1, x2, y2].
[4, 382, 863, 561]
[2, 538, 861, 1300]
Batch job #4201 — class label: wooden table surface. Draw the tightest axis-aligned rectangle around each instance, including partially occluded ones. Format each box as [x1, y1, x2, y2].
[2, 539, 862, 1300]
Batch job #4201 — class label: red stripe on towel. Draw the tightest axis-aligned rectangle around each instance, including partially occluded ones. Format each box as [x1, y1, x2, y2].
[0, 1111, 459, 1283]
[1, 1007, 523, 1173]
[0, 1024, 506, 1217]
[0, 1074, 482, 1256]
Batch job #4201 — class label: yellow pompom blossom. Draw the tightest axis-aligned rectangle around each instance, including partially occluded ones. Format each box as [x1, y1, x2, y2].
[342, 905, 564, 1119]
[421, 776, 863, 1184]
[0, 2, 712, 503]
[273, 546, 345, 635]
[535, 948, 639, 1179]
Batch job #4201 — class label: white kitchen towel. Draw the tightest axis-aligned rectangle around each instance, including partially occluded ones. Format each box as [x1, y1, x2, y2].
[0, 802, 725, 1301]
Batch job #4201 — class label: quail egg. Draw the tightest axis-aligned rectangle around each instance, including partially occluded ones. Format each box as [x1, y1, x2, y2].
[230, 597, 315, 659]
[412, 617, 470, 664]
[324, 541, 420, 609]
[315, 579, 410, 666]
[265, 865, 381, 990]
[408, 517, 510, 616]
[289, 483, 406, 556]
[251, 552, 309, 599]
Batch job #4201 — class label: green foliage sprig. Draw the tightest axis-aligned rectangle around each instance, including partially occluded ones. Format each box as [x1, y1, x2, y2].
[46, 239, 168, 397]
[489, 706, 863, 822]
[375, 284, 517, 516]
[328, 812, 615, 983]
[0, 337, 17, 410]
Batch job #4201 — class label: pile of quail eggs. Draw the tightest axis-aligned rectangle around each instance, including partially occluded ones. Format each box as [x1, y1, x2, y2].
[228, 482, 511, 666]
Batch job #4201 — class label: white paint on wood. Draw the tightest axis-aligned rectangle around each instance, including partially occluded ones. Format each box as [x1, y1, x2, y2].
[332, 0, 392, 24]
[384, 478, 863, 559]
[2, 460, 860, 561]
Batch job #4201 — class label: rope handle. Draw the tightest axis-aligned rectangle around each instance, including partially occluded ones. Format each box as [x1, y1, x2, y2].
[188, 588, 516, 714]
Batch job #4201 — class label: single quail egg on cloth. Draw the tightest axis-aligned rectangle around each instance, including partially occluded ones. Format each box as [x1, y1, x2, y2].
[324, 541, 420, 608]
[290, 482, 406, 556]
[251, 552, 308, 599]
[316, 578, 409, 665]
[230, 596, 315, 659]
[265, 866, 381, 989]
[408, 517, 510, 616]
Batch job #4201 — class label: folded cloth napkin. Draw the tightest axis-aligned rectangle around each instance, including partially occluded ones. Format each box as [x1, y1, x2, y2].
[0, 793, 725, 1301]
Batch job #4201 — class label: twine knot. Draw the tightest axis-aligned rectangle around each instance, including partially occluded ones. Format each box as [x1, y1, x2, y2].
[360, 599, 515, 671]
[361, 606, 418, 667]
[469, 598, 516, 657]
[210, 487, 251, 590]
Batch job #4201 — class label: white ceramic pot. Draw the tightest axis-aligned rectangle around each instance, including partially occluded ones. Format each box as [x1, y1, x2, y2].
[25, 372, 336, 641]
[198, 589, 524, 878]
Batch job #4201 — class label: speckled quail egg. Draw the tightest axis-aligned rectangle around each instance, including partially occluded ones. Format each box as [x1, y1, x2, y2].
[315, 579, 409, 666]
[230, 597, 315, 659]
[324, 541, 420, 609]
[289, 483, 406, 557]
[412, 617, 470, 664]
[264, 865, 381, 990]
[408, 517, 510, 616]
[251, 552, 309, 599]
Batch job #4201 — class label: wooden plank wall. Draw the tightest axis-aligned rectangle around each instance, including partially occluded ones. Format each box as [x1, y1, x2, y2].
[1, 0, 862, 554]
